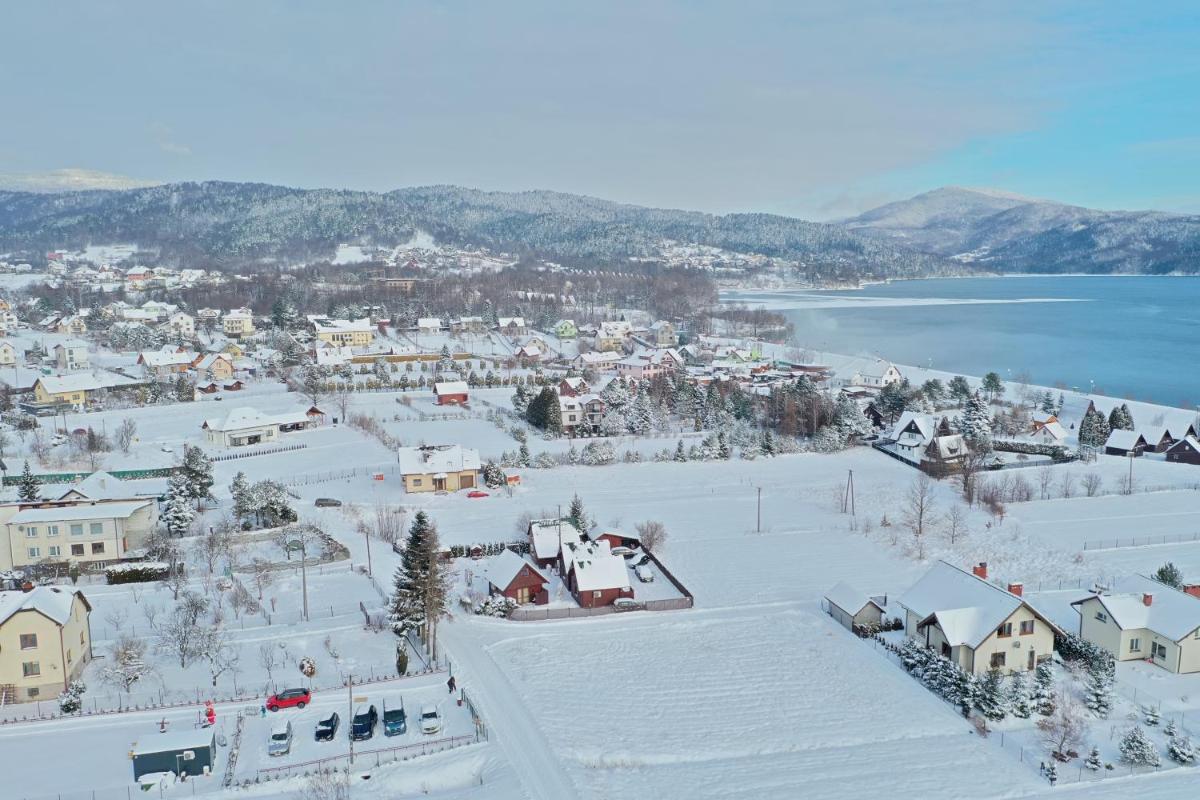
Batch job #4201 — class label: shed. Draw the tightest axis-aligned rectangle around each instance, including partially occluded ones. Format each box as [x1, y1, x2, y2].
[1105, 429, 1147, 457]
[433, 381, 469, 406]
[131, 728, 216, 779]
[486, 549, 549, 605]
[824, 581, 885, 631]
[1166, 436, 1200, 466]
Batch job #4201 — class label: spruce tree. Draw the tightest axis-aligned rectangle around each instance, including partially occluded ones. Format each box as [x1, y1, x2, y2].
[229, 471, 253, 524]
[389, 511, 433, 636]
[954, 667, 977, 718]
[1153, 562, 1183, 589]
[1008, 670, 1032, 718]
[180, 445, 215, 508]
[975, 666, 1007, 721]
[1039, 391, 1056, 415]
[960, 391, 993, 450]
[1118, 726, 1161, 767]
[1078, 407, 1111, 449]
[1031, 661, 1055, 715]
[17, 460, 41, 502]
[673, 440, 688, 462]
[1168, 734, 1196, 764]
[566, 494, 589, 534]
[163, 473, 196, 536]
[1085, 660, 1114, 718]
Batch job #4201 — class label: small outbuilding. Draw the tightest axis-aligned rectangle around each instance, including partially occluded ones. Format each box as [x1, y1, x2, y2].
[131, 728, 216, 780]
[486, 550, 549, 605]
[1105, 429, 1147, 457]
[1166, 436, 1200, 466]
[433, 380, 469, 406]
[824, 581, 886, 631]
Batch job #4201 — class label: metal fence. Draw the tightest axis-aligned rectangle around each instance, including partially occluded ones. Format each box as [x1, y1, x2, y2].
[1082, 532, 1200, 551]
[206, 442, 307, 462]
[252, 733, 479, 780]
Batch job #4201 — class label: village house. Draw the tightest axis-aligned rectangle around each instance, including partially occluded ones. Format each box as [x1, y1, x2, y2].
[553, 319, 578, 339]
[416, 317, 443, 334]
[51, 341, 89, 372]
[55, 315, 87, 336]
[824, 581, 887, 632]
[896, 561, 1059, 675]
[310, 317, 375, 348]
[615, 348, 682, 381]
[597, 320, 632, 352]
[648, 320, 677, 348]
[1028, 415, 1068, 445]
[163, 311, 195, 339]
[1166, 436, 1200, 465]
[136, 347, 196, 379]
[562, 539, 634, 608]
[202, 406, 324, 447]
[0, 340, 17, 366]
[433, 380, 470, 406]
[1104, 429, 1147, 457]
[222, 308, 255, 338]
[1071, 575, 1200, 674]
[397, 445, 481, 493]
[450, 316, 485, 334]
[486, 549, 549, 605]
[559, 376, 590, 397]
[0, 587, 92, 702]
[31, 374, 103, 410]
[559, 393, 604, 435]
[0, 500, 160, 572]
[497, 317, 527, 336]
[527, 518, 586, 570]
[192, 352, 235, 381]
[515, 344, 543, 361]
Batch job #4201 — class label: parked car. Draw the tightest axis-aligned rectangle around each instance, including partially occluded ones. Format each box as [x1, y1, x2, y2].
[314, 498, 342, 507]
[268, 720, 293, 756]
[315, 712, 340, 741]
[613, 597, 645, 612]
[350, 704, 378, 741]
[635, 563, 654, 583]
[611, 546, 633, 556]
[419, 703, 443, 734]
[466, 491, 489, 498]
[266, 688, 311, 711]
[383, 699, 407, 736]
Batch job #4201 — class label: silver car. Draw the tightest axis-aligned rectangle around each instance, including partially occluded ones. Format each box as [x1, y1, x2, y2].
[268, 720, 293, 756]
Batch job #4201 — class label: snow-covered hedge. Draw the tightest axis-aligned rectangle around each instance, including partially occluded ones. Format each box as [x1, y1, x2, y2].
[992, 440, 1074, 462]
[105, 561, 173, 584]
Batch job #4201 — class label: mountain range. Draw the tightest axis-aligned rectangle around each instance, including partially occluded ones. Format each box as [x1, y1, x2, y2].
[0, 181, 1197, 276]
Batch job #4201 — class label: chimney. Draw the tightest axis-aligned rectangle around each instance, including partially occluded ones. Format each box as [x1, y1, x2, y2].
[972, 562, 988, 580]
[1184, 585, 1200, 599]
[1008, 582, 1023, 597]
[1143, 593, 1154, 607]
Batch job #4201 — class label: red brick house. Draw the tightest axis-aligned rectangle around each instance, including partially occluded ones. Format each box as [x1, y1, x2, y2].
[559, 377, 589, 397]
[487, 550, 549, 605]
[433, 380, 469, 406]
[563, 541, 633, 608]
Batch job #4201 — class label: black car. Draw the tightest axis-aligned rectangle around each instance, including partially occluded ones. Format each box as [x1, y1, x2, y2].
[315, 712, 340, 741]
[350, 704, 378, 741]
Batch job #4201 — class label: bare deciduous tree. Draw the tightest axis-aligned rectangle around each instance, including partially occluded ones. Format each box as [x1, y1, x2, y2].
[152, 591, 210, 668]
[101, 634, 154, 698]
[904, 473, 937, 559]
[1082, 472, 1103, 497]
[116, 418, 137, 454]
[248, 557, 274, 600]
[1058, 472, 1075, 499]
[1036, 692, 1088, 758]
[1037, 466, 1055, 500]
[635, 520, 668, 552]
[944, 504, 968, 545]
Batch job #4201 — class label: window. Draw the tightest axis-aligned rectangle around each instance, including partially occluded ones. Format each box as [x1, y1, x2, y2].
[80, 631, 85, 645]
[70, 524, 83, 536]
[71, 544, 84, 556]
[22, 661, 40, 677]
[1130, 638, 1142, 653]
[26, 688, 39, 698]
[47, 525, 59, 537]
[90, 523, 103, 535]
[990, 652, 1006, 668]
[66, 649, 72, 663]
[91, 542, 105, 554]
[1153, 642, 1168, 660]
[47, 546, 60, 557]
[26, 547, 40, 559]
[413, 479, 423, 486]
[24, 526, 37, 538]
[1019, 620, 1035, 635]
[593, 591, 602, 599]
[1095, 612, 1108, 623]
[19, 633, 37, 650]
[996, 623, 1013, 638]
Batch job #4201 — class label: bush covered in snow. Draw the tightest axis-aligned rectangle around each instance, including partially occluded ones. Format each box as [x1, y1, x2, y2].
[299, 656, 317, 678]
[475, 596, 518, 618]
[1119, 726, 1161, 767]
[58, 680, 86, 714]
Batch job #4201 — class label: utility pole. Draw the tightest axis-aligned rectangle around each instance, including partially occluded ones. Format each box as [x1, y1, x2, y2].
[756, 487, 762, 533]
[348, 676, 354, 765]
[842, 469, 856, 515]
[300, 536, 309, 622]
[364, 526, 373, 578]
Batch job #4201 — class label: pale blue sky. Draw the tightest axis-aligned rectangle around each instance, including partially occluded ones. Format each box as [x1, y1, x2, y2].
[2, 1, 1198, 218]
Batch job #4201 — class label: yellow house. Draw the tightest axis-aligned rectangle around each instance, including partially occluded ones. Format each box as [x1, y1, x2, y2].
[1072, 575, 1200, 674]
[192, 353, 235, 381]
[0, 500, 160, 571]
[398, 445, 481, 493]
[222, 342, 245, 358]
[55, 315, 87, 335]
[32, 375, 102, 409]
[222, 308, 255, 337]
[311, 317, 375, 347]
[0, 586, 92, 701]
[897, 561, 1060, 675]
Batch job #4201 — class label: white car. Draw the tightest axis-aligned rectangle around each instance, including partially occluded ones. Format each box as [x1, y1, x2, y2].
[268, 720, 293, 756]
[419, 703, 443, 734]
[610, 546, 633, 557]
[635, 564, 654, 583]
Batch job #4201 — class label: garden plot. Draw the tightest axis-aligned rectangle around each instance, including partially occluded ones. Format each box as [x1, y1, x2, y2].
[480, 607, 1045, 800]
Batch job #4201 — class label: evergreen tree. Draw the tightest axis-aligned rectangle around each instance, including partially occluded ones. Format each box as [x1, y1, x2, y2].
[1118, 726, 1161, 767]
[947, 375, 972, 405]
[1008, 670, 1032, 718]
[1055, 393, 1065, 415]
[566, 494, 589, 534]
[17, 460, 40, 502]
[959, 391, 993, 450]
[163, 473, 196, 536]
[512, 384, 531, 415]
[1044, 761, 1057, 786]
[833, 393, 872, 440]
[921, 379, 945, 406]
[1168, 734, 1196, 764]
[717, 431, 731, 459]
[673, 440, 688, 462]
[229, 471, 253, 523]
[1078, 406, 1112, 449]
[482, 461, 507, 489]
[1084, 661, 1114, 718]
[389, 511, 434, 636]
[981, 372, 1004, 401]
[1039, 391, 1056, 415]
[877, 379, 911, 423]
[1084, 745, 1103, 770]
[1153, 562, 1184, 589]
[180, 445, 215, 508]
[954, 667, 977, 718]
[517, 443, 531, 468]
[975, 667, 1007, 721]
[1031, 661, 1056, 715]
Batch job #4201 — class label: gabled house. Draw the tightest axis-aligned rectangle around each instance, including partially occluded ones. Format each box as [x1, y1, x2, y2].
[1166, 436, 1200, 466]
[486, 550, 549, 606]
[597, 321, 631, 352]
[192, 352, 234, 381]
[1029, 416, 1067, 445]
[53, 341, 89, 372]
[559, 377, 590, 397]
[824, 581, 886, 632]
[497, 317, 527, 336]
[202, 406, 324, 447]
[397, 445, 481, 493]
[310, 317, 375, 347]
[1105, 429, 1147, 457]
[0, 500, 159, 571]
[222, 308, 255, 338]
[55, 315, 87, 335]
[572, 351, 622, 371]
[896, 561, 1059, 674]
[163, 311, 195, 339]
[527, 518, 585, 570]
[1072, 576, 1200, 673]
[137, 347, 195, 379]
[417, 317, 443, 334]
[0, 587, 92, 701]
[562, 540, 633, 608]
[648, 320, 677, 348]
[433, 380, 469, 406]
[0, 341, 17, 366]
[553, 319, 578, 340]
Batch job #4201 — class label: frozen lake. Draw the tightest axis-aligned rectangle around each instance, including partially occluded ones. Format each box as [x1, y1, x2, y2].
[726, 276, 1200, 408]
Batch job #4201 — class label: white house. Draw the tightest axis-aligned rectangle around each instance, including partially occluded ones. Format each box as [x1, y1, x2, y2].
[53, 340, 89, 371]
[0, 340, 18, 366]
[416, 317, 443, 334]
[202, 406, 324, 447]
[824, 582, 886, 632]
[1071, 575, 1200, 674]
[896, 561, 1059, 674]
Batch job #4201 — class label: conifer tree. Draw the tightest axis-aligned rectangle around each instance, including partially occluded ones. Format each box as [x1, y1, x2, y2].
[1084, 661, 1114, 718]
[960, 391, 993, 450]
[1084, 745, 1103, 770]
[229, 471, 253, 524]
[163, 473, 196, 536]
[1008, 670, 1032, 718]
[975, 666, 1007, 721]
[673, 440, 688, 462]
[1118, 726, 1161, 767]
[954, 667, 977, 718]
[566, 494, 589, 534]
[180, 444, 215, 508]
[1032, 661, 1056, 715]
[389, 511, 434, 637]
[17, 460, 40, 502]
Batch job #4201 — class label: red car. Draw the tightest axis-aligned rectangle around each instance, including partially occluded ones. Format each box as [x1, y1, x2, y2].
[467, 491, 489, 498]
[266, 688, 311, 711]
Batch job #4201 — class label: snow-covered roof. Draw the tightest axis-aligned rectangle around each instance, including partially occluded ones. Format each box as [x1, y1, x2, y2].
[824, 581, 883, 617]
[897, 561, 1055, 649]
[528, 518, 584, 561]
[311, 317, 373, 334]
[1033, 420, 1067, 441]
[56, 471, 156, 502]
[487, 549, 546, 590]
[36, 373, 115, 394]
[417, 317, 442, 328]
[564, 540, 630, 592]
[575, 351, 622, 365]
[434, 381, 469, 395]
[194, 353, 232, 370]
[203, 406, 315, 432]
[498, 317, 526, 327]
[1105, 429, 1145, 450]
[8, 500, 152, 524]
[1169, 436, 1200, 455]
[928, 434, 967, 460]
[132, 728, 215, 756]
[138, 349, 195, 368]
[890, 411, 936, 446]
[397, 445, 481, 475]
[1073, 575, 1200, 641]
[0, 586, 88, 628]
